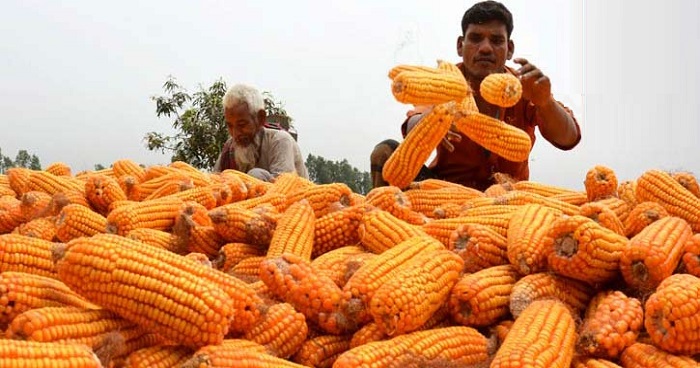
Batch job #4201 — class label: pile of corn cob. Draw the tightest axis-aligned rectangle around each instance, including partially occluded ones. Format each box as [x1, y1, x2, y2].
[1, 159, 699, 368]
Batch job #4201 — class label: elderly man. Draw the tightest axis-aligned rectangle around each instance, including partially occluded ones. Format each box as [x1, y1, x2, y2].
[213, 83, 308, 181]
[371, 0, 581, 190]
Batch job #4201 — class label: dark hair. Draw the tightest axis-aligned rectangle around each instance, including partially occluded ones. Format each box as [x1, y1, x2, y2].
[461, 1, 513, 37]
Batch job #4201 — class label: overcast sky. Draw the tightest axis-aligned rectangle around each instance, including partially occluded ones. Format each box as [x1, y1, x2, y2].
[2, 0, 699, 190]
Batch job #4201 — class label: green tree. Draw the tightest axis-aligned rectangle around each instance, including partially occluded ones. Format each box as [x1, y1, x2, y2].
[94, 163, 106, 171]
[145, 76, 294, 170]
[305, 154, 371, 194]
[0, 148, 41, 173]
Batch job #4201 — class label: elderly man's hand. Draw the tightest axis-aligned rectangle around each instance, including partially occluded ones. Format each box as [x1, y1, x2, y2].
[513, 58, 552, 107]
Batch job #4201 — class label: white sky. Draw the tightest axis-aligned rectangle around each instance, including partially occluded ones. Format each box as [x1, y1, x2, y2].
[1, 0, 699, 190]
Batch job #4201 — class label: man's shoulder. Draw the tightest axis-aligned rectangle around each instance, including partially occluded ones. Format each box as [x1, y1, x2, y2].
[262, 128, 297, 144]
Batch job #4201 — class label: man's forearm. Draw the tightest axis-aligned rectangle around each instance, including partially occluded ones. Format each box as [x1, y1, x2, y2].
[536, 97, 579, 148]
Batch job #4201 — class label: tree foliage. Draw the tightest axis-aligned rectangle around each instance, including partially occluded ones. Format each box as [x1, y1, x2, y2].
[145, 76, 294, 170]
[0, 148, 41, 173]
[305, 154, 371, 194]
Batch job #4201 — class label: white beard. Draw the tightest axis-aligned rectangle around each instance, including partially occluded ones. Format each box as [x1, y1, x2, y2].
[233, 134, 261, 173]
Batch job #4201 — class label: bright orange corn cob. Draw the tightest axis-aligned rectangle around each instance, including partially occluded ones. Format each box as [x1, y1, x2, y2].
[106, 197, 185, 235]
[596, 196, 631, 222]
[208, 203, 277, 246]
[620, 216, 692, 291]
[141, 178, 193, 201]
[571, 357, 623, 368]
[422, 214, 511, 244]
[448, 264, 519, 327]
[285, 183, 352, 218]
[266, 172, 315, 196]
[18, 190, 53, 221]
[644, 273, 700, 355]
[407, 178, 470, 191]
[212, 242, 265, 272]
[452, 110, 532, 162]
[494, 190, 580, 215]
[507, 203, 562, 275]
[390, 68, 469, 105]
[0, 233, 58, 278]
[382, 102, 456, 189]
[635, 169, 700, 232]
[405, 186, 484, 218]
[584, 165, 618, 201]
[292, 334, 351, 368]
[7, 167, 32, 195]
[259, 253, 350, 335]
[671, 171, 700, 198]
[181, 341, 307, 368]
[0, 339, 103, 368]
[244, 302, 308, 359]
[620, 342, 699, 368]
[112, 159, 146, 183]
[84, 174, 127, 215]
[580, 201, 626, 235]
[12, 216, 57, 240]
[266, 199, 315, 261]
[0, 272, 98, 328]
[229, 255, 264, 281]
[576, 290, 644, 359]
[220, 169, 273, 198]
[480, 72, 522, 107]
[490, 299, 577, 368]
[55, 203, 107, 242]
[117, 175, 141, 201]
[511, 180, 576, 197]
[509, 272, 593, 318]
[126, 228, 184, 253]
[123, 345, 194, 368]
[54, 234, 235, 347]
[682, 233, 700, 277]
[312, 250, 376, 289]
[550, 190, 589, 205]
[358, 208, 427, 253]
[369, 249, 463, 335]
[449, 223, 509, 272]
[544, 215, 629, 284]
[365, 186, 426, 225]
[26, 170, 85, 196]
[388, 63, 451, 80]
[617, 179, 638, 207]
[349, 322, 388, 348]
[313, 204, 366, 257]
[624, 201, 669, 237]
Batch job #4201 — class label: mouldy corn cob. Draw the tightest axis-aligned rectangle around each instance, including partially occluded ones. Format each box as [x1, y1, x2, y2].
[0, 340, 103, 368]
[584, 165, 618, 201]
[365, 186, 426, 225]
[635, 168, 700, 232]
[682, 233, 700, 277]
[623, 201, 669, 237]
[479, 72, 522, 107]
[313, 251, 376, 289]
[544, 215, 629, 284]
[266, 199, 315, 261]
[382, 102, 456, 189]
[243, 302, 309, 359]
[449, 223, 509, 272]
[620, 342, 699, 367]
[490, 299, 577, 368]
[620, 216, 692, 292]
[0, 233, 59, 278]
[452, 110, 532, 162]
[211, 242, 265, 273]
[358, 208, 428, 253]
[507, 203, 562, 275]
[390, 68, 469, 106]
[208, 203, 277, 246]
[643, 273, 700, 355]
[509, 272, 593, 318]
[12, 216, 57, 241]
[576, 290, 644, 359]
[448, 264, 519, 327]
[291, 334, 351, 368]
[580, 201, 626, 235]
[369, 249, 463, 335]
[54, 234, 235, 348]
[84, 174, 127, 215]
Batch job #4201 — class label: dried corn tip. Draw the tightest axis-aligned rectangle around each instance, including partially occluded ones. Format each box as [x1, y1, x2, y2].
[584, 165, 618, 201]
[576, 290, 644, 359]
[671, 171, 700, 198]
[623, 201, 669, 237]
[480, 72, 522, 107]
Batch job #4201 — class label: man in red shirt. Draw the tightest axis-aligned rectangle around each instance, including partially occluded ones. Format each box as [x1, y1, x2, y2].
[371, 0, 581, 191]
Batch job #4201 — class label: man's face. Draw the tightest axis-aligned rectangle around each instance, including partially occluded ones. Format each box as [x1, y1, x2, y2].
[224, 103, 261, 147]
[458, 20, 514, 81]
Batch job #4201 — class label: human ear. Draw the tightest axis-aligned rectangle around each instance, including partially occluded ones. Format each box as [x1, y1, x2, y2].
[457, 35, 464, 57]
[507, 39, 515, 60]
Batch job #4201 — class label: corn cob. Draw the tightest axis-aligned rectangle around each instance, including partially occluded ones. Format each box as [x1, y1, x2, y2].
[181, 341, 307, 368]
[266, 199, 315, 261]
[112, 159, 146, 182]
[349, 322, 388, 348]
[571, 357, 623, 368]
[458, 205, 521, 219]
[221, 169, 273, 198]
[292, 334, 351, 368]
[162, 185, 223, 209]
[313, 204, 366, 257]
[7, 167, 32, 195]
[313, 250, 376, 289]
[342, 236, 445, 327]
[544, 215, 629, 284]
[407, 178, 471, 191]
[259, 253, 351, 334]
[431, 202, 465, 219]
[183, 252, 212, 268]
[334, 326, 491, 368]
[576, 290, 644, 359]
[491, 299, 577, 368]
[54, 234, 235, 347]
[369, 249, 463, 335]
[12, 215, 57, 240]
[388, 63, 449, 80]
[448, 265, 519, 327]
[365, 186, 426, 225]
[422, 214, 511, 244]
[142, 177, 193, 201]
[26, 170, 85, 196]
[358, 209, 428, 253]
[212, 242, 265, 272]
[449, 223, 508, 273]
[596, 196, 631, 222]
[624, 201, 669, 237]
[231, 191, 288, 212]
[126, 228, 184, 254]
[244, 302, 308, 359]
[0, 272, 98, 328]
[635, 169, 700, 232]
[391, 68, 468, 105]
[484, 182, 512, 197]
[0, 339, 103, 368]
[55, 204, 107, 242]
[18, 190, 53, 221]
[229, 255, 264, 281]
[209, 204, 277, 246]
[620, 216, 692, 291]
[580, 201, 626, 235]
[0, 201, 28, 233]
[507, 203, 562, 275]
[286, 183, 353, 218]
[404, 186, 484, 218]
[118, 175, 141, 201]
[480, 72, 522, 107]
[511, 180, 576, 197]
[123, 345, 194, 368]
[644, 273, 700, 355]
[617, 179, 638, 207]
[382, 102, 456, 189]
[509, 272, 593, 318]
[106, 197, 185, 235]
[210, 171, 249, 203]
[584, 165, 618, 201]
[0, 194, 19, 210]
[620, 342, 699, 367]
[488, 319, 514, 349]
[266, 171, 315, 197]
[84, 174, 127, 215]
[0, 233, 58, 278]
[452, 110, 532, 162]
[671, 171, 700, 198]
[133, 172, 190, 200]
[494, 190, 580, 215]
[682, 233, 700, 277]
[0, 183, 15, 197]
[550, 190, 589, 205]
